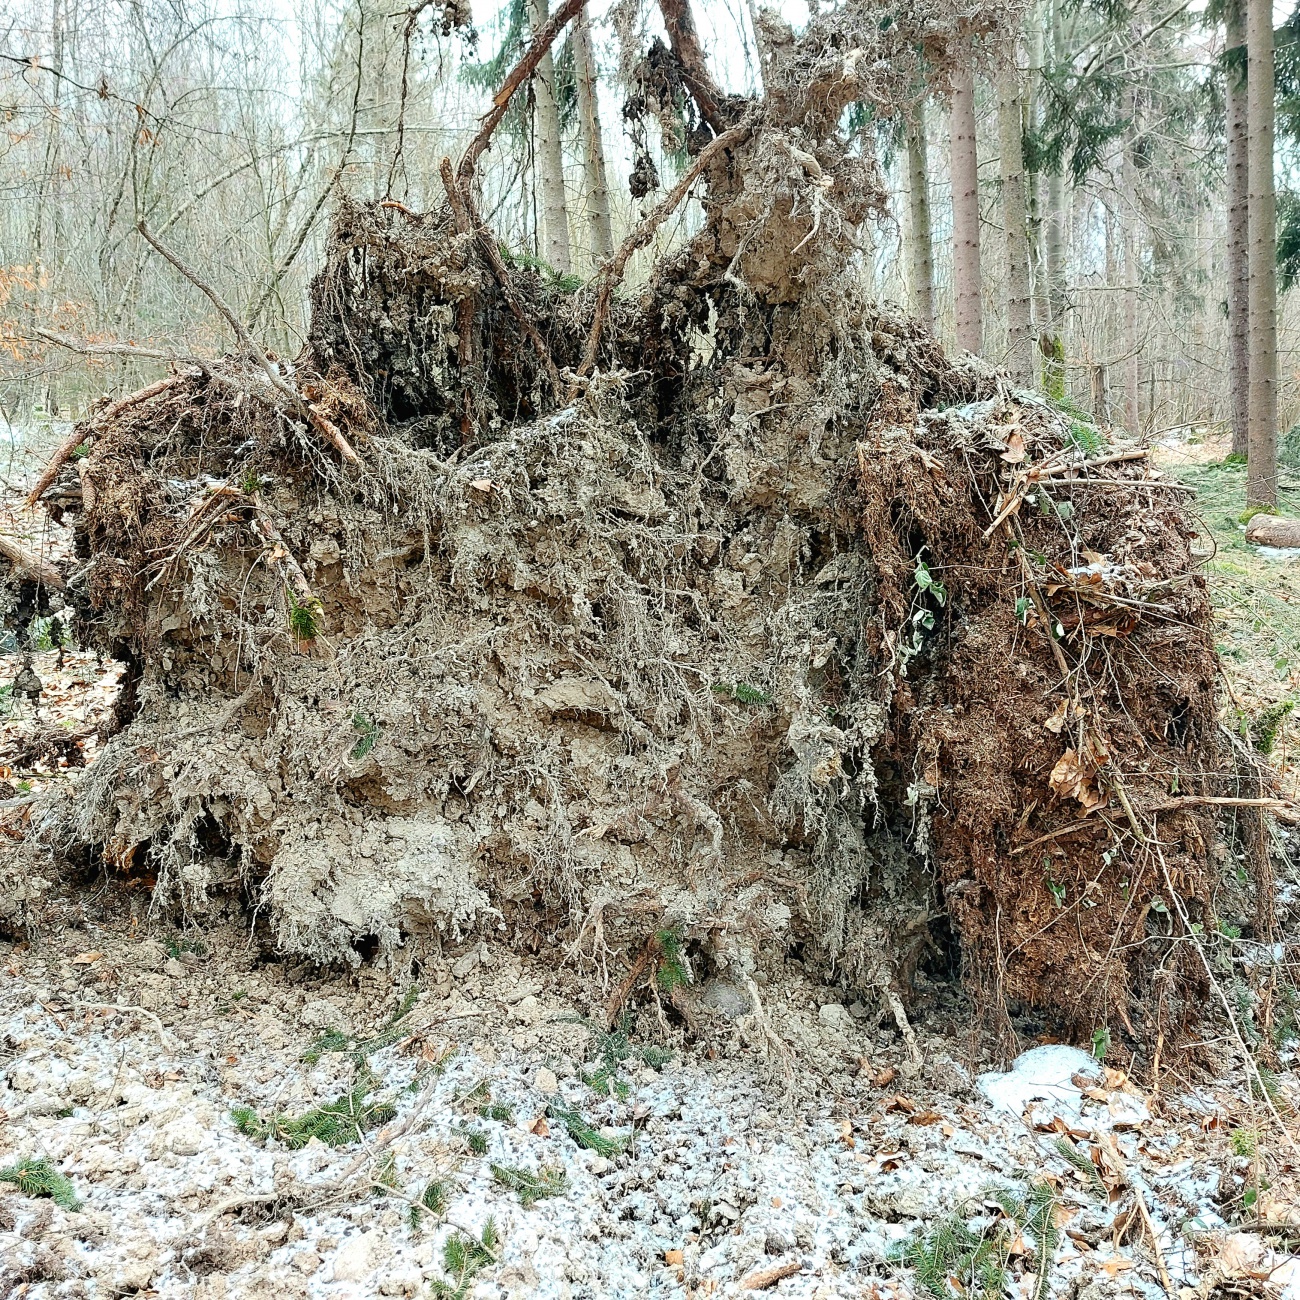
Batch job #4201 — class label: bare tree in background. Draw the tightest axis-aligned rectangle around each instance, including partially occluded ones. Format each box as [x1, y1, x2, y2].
[1246, 0, 1278, 507]
[1225, 0, 1249, 459]
[950, 65, 982, 355]
[905, 104, 936, 334]
[528, 0, 573, 274]
[572, 12, 614, 265]
[998, 54, 1033, 385]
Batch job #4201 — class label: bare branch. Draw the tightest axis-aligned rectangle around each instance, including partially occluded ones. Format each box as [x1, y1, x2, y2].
[136, 221, 298, 406]
[456, 0, 587, 191]
[577, 123, 751, 379]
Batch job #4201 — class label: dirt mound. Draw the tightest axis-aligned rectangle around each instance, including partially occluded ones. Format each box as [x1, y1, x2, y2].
[2, 0, 1250, 1053]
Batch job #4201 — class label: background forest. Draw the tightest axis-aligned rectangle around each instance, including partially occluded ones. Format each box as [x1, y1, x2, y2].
[2, 0, 1299, 475]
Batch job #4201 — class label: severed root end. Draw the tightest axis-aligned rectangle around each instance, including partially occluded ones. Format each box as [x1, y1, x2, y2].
[884, 987, 922, 1067]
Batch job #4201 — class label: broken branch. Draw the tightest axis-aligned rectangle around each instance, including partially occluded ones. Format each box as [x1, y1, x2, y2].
[457, 0, 587, 191]
[741, 1258, 802, 1290]
[656, 0, 734, 135]
[577, 123, 751, 380]
[308, 405, 360, 463]
[25, 376, 183, 509]
[0, 531, 65, 590]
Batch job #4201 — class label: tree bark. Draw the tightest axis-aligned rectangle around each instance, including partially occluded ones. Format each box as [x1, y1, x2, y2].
[1122, 80, 1141, 435]
[1226, 0, 1250, 458]
[950, 66, 983, 355]
[1027, 2, 1048, 351]
[572, 12, 615, 266]
[528, 0, 572, 276]
[905, 104, 936, 334]
[1247, 0, 1279, 507]
[998, 64, 1033, 387]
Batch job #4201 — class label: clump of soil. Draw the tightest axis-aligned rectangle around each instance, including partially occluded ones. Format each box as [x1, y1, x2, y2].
[4, 0, 1243, 1052]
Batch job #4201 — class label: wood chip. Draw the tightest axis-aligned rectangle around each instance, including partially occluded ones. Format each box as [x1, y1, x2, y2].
[741, 1258, 802, 1290]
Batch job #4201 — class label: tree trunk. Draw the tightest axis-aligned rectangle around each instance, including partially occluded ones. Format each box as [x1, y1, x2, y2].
[572, 12, 615, 267]
[906, 104, 936, 334]
[998, 64, 1033, 387]
[528, 0, 572, 276]
[950, 66, 982, 355]
[1225, 0, 1250, 459]
[1027, 2, 1048, 352]
[1247, 0, 1279, 507]
[1122, 81, 1141, 434]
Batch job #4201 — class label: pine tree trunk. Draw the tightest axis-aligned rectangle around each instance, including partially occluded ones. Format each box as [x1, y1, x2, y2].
[1027, 3, 1048, 351]
[906, 104, 936, 334]
[998, 64, 1033, 387]
[950, 66, 982, 355]
[1247, 0, 1279, 507]
[528, 0, 571, 276]
[1122, 81, 1141, 434]
[1225, 0, 1251, 459]
[572, 12, 615, 266]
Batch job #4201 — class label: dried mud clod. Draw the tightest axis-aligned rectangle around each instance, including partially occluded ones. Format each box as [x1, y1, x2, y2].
[4, 0, 1246, 1054]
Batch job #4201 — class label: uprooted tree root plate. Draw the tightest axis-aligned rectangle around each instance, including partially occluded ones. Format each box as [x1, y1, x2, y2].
[3, 0, 1269, 1059]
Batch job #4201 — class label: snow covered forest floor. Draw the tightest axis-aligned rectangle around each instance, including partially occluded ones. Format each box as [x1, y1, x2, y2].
[3, 427, 1300, 1300]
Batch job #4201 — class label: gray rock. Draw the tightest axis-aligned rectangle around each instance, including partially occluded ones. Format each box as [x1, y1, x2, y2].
[818, 1003, 854, 1031]
[300, 999, 347, 1032]
[699, 978, 751, 1020]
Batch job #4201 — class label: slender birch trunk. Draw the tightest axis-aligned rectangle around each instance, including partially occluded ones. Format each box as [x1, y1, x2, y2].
[906, 104, 936, 334]
[998, 63, 1033, 386]
[1247, 0, 1279, 506]
[1226, 0, 1249, 458]
[528, 0, 571, 276]
[950, 66, 983, 355]
[572, 12, 614, 266]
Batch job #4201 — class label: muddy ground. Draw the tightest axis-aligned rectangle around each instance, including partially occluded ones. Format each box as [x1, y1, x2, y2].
[1, 873, 1297, 1300]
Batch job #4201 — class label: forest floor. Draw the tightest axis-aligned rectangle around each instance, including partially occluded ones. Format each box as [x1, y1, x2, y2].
[2, 428, 1300, 1299]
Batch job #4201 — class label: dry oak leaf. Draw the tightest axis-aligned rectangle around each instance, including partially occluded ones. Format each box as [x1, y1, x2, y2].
[1049, 748, 1103, 811]
[1001, 432, 1027, 463]
[70, 951, 103, 964]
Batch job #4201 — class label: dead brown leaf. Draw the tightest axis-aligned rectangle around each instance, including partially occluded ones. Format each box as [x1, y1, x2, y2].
[1049, 748, 1103, 811]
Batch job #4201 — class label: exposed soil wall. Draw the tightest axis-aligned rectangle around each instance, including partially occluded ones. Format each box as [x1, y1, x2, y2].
[4, 0, 1246, 1054]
